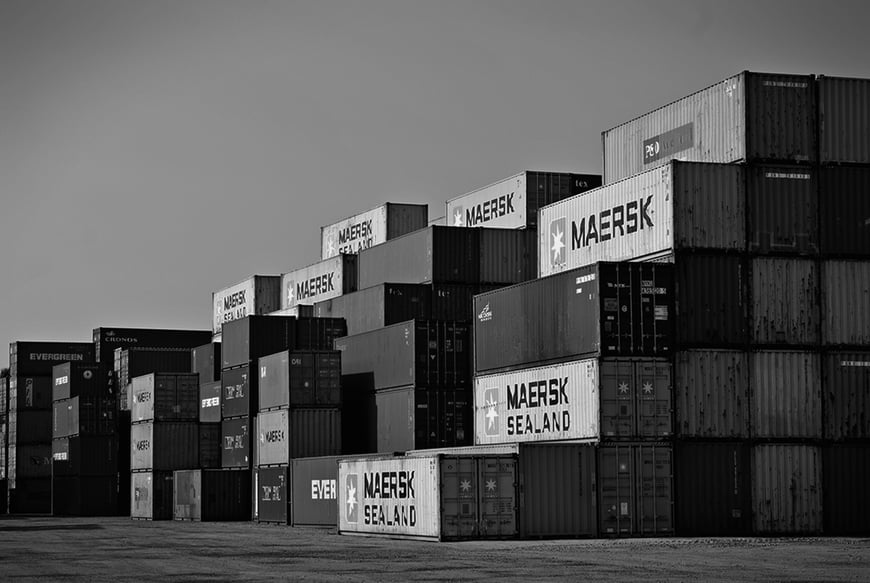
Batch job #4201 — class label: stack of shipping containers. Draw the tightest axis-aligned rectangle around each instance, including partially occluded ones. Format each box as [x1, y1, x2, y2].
[51, 362, 118, 515]
[0, 376, 8, 513]
[192, 342, 222, 472]
[817, 76, 870, 536]
[6, 342, 95, 513]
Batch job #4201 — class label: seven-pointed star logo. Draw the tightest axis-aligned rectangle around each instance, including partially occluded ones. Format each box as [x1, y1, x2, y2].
[346, 474, 358, 522]
[453, 207, 464, 226]
[550, 217, 566, 266]
[642, 382, 654, 394]
[484, 388, 499, 435]
[326, 236, 336, 257]
[485, 479, 497, 493]
[618, 382, 630, 394]
[286, 282, 295, 307]
[460, 479, 472, 493]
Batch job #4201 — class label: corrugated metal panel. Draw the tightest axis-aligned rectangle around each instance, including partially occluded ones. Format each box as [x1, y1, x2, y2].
[8, 477, 52, 513]
[9, 376, 52, 410]
[257, 409, 289, 466]
[675, 350, 749, 439]
[602, 73, 745, 183]
[321, 203, 428, 260]
[130, 373, 199, 423]
[744, 72, 816, 164]
[289, 408, 341, 459]
[752, 444, 822, 534]
[375, 388, 470, 452]
[280, 254, 358, 309]
[198, 422, 220, 469]
[314, 283, 431, 336]
[172, 469, 201, 520]
[221, 365, 255, 418]
[822, 352, 870, 440]
[818, 76, 870, 164]
[674, 442, 752, 536]
[191, 343, 221, 384]
[675, 253, 747, 347]
[517, 443, 597, 538]
[221, 417, 251, 469]
[358, 227, 471, 288]
[173, 468, 251, 522]
[199, 381, 221, 423]
[212, 275, 282, 336]
[671, 162, 746, 252]
[256, 466, 289, 523]
[747, 166, 819, 255]
[221, 315, 293, 370]
[819, 166, 870, 257]
[116, 348, 194, 391]
[51, 435, 118, 476]
[131, 470, 174, 520]
[823, 443, 870, 535]
[290, 456, 341, 527]
[11, 409, 51, 445]
[822, 260, 870, 346]
[14, 444, 51, 478]
[750, 257, 820, 346]
[750, 350, 822, 439]
[10, 342, 95, 377]
[258, 350, 341, 410]
[51, 362, 102, 402]
[130, 422, 199, 471]
[52, 475, 118, 516]
[478, 228, 537, 286]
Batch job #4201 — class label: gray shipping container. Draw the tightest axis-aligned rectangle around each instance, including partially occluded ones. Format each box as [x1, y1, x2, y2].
[51, 362, 103, 402]
[199, 381, 221, 424]
[747, 165, 819, 256]
[130, 373, 199, 424]
[256, 465, 288, 524]
[130, 421, 199, 471]
[822, 352, 870, 440]
[256, 408, 342, 466]
[602, 71, 816, 183]
[822, 260, 870, 346]
[750, 257, 820, 346]
[375, 387, 471, 453]
[750, 350, 822, 439]
[675, 350, 750, 439]
[823, 443, 870, 535]
[257, 350, 341, 410]
[752, 444, 822, 534]
[290, 455, 341, 527]
[191, 343, 222, 384]
[818, 75, 870, 164]
[131, 470, 174, 520]
[221, 417, 251, 469]
[173, 469, 251, 521]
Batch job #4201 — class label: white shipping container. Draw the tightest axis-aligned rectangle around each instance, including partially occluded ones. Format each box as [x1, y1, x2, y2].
[212, 275, 281, 336]
[280, 256, 355, 309]
[321, 203, 428, 260]
[473, 359, 599, 445]
[447, 172, 529, 229]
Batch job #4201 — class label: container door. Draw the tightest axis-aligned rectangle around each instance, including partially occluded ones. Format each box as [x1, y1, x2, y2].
[636, 361, 673, 438]
[477, 456, 518, 539]
[599, 361, 635, 438]
[598, 445, 634, 535]
[439, 456, 478, 539]
[636, 445, 674, 535]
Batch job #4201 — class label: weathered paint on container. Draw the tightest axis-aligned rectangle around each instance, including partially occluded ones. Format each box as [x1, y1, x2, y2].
[750, 350, 822, 439]
[173, 469, 251, 521]
[538, 162, 745, 277]
[474, 262, 674, 374]
[130, 373, 199, 423]
[221, 315, 347, 370]
[257, 350, 342, 410]
[819, 165, 870, 257]
[598, 443, 674, 537]
[335, 320, 471, 390]
[752, 444, 822, 534]
[447, 171, 601, 230]
[674, 442, 752, 536]
[52, 475, 118, 516]
[257, 408, 342, 465]
[674, 350, 750, 439]
[517, 443, 597, 538]
[221, 417, 251, 469]
[199, 381, 221, 423]
[191, 343, 221, 384]
[674, 253, 748, 347]
[338, 455, 518, 540]
[747, 166, 819, 255]
[290, 455, 341, 527]
[92, 328, 211, 365]
[823, 443, 870, 535]
[281, 255, 358, 310]
[822, 260, 870, 346]
[257, 465, 289, 523]
[51, 362, 102, 402]
[375, 387, 471, 452]
[750, 257, 820, 346]
[321, 203, 429, 260]
[10, 341, 95, 377]
[822, 352, 870, 440]
[818, 76, 870, 164]
[131, 470, 174, 520]
[212, 275, 282, 336]
[130, 421, 199, 471]
[602, 71, 816, 183]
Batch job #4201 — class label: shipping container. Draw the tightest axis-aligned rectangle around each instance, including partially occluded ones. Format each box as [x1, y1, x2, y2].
[674, 350, 750, 439]
[221, 315, 347, 370]
[221, 365, 256, 419]
[819, 165, 870, 257]
[474, 262, 673, 374]
[602, 71, 816, 183]
[474, 358, 671, 445]
[7, 376, 52, 410]
[51, 362, 104, 402]
[375, 387, 471, 452]
[338, 454, 518, 540]
[172, 469, 251, 521]
[750, 257, 820, 346]
[823, 443, 870, 535]
[258, 350, 341, 409]
[267, 305, 315, 317]
[752, 444, 822, 534]
[191, 343, 221, 384]
[130, 422, 199, 471]
[339, 380, 378, 455]
[750, 351, 822, 439]
[256, 465, 289, 523]
[821, 260, 870, 345]
[674, 442, 752, 536]
[199, 423, 221, 469]
[115, 348, 195, 402]
[598, 443, 674, 537]
[92, 327, 211, 364]
[336, 320, 471, 391]
[131, 470, 173, 520]
[747, 166, 819, 256]
[10, 342, 95, 377]
[321, 202, 429, 260]
[256, 408, 341, 465]
[10, 409, 51, 445]
[822, 352, 870, 440]
[281, 255, 358, 310]
[221, 417, 251, 469]
[130, 373, 199, 424]
[818, 75, 870, 164]
[447, 171, 601, 230]
[0, 376, 7, 416]
[290, 455, 343, 527]
[674, 253, 748, 347]
[51, 435, 118, 477]
[199, 381, 221, 423]
[357, 226, 536, 289]
[52, 396, 116, 438]
[52, 474, 118, 516]
[13, 444, 52, 479]
[212, 275, 282, 336]
[9, 477, 51, 514]
[538, 162, 744, 276]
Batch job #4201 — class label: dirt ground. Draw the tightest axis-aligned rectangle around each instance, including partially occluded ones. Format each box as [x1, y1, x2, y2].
[0, 516, 868, 582]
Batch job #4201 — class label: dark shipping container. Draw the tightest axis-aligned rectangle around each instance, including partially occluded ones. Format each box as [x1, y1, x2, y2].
[339, 377, 378, 455]
[822, 352, 870, 440]
[130, 422, 199, 471]
[747, 165, 818, 256]
[818, 75, 870, 164]
[7, 376, 52, 410]
[221, 315, 347, 370]
[221, 417, 251, 469]
[221, 365, 256, 419]
[173, 468, 251, 521]
[10, 342, 95, 377]
[336, 320, 471, 390]
[199, 381, 221, 423]
[256, 465, 289, 523]
[375, 387, 471, 453]
[820, 165, 870, 257]
[474, 262, 674, 375]
[115, 348, 195, 396]
[749, 257, 820, 346]
[12, 444, 52, 479]
[10, 409, 51, 445]
[52, 475, 118, 516]
[823, 443, 870, 535]
[199, 422, 221, 469]
[9, 477, 52, 514]
[673, 253, 747, 347]
[131, 470, 174, 520]
[130, 372, 199, 424]
[51, 435, 118, 477]
[290, 456, 341, 527]
[52, 395, 116, 438]
[256, 408, 342, 464]
[674, 350, 750, 439]
[51, 362, 104, 402]
[191, 342, 222, 384]
[93, 327, 211, 364]
[258, 350, 341, 410]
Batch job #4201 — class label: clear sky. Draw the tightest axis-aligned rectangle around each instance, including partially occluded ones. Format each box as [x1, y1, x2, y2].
[1, 0, 869, 358]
